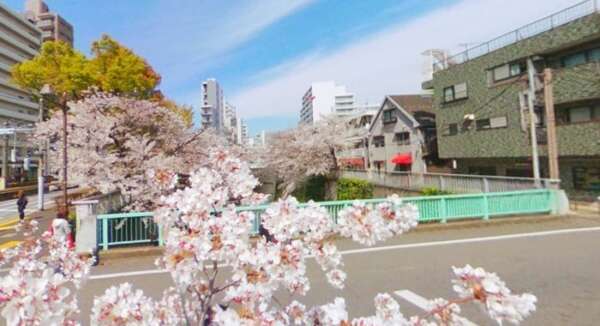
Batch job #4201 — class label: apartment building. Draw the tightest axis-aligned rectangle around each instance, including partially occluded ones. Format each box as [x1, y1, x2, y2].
[367, 95, 435, 174]
[424, 1, 600, 195]
[24, 0, 73, 46]
[201, 79, 224, 132]
[300, 81, 354, 124]
[236, 117, 248, 145]
[0, 2, 42, 181]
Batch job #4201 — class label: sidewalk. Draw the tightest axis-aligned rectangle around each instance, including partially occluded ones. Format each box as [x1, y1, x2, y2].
[0, 208, 58, 250]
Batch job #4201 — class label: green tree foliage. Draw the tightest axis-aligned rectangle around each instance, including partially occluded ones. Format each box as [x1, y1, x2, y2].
[336, 177, 374, 200]
[159, 98, 194, 128]
[11, 41, 93, 105]
[89, 35, 161, 98]
[11, 35, 162, 107]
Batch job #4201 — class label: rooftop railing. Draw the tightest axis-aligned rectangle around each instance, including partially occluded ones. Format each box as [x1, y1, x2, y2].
[433, 0, 599, 72]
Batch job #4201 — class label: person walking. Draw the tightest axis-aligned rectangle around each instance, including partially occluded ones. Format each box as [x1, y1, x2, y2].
[48, 207, 75, 249]
[16, 190, 28, 221]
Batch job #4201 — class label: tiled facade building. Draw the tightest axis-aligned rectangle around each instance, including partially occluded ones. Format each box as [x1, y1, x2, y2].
[424, 2, 600, 196]
[24, 0, 73, 46]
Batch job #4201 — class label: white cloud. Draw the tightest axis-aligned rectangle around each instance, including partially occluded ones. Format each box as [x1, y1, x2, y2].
[230, 0, 578, 118]
[129, 0, 315, 92]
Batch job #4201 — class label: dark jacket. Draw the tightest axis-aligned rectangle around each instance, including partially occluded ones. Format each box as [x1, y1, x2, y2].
[17, 196, 28, 211]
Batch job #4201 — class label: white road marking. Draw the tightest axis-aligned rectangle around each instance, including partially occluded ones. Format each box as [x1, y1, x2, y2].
[90, 269, 168, 280]
[395, 290, 430, 310]
[84, 226, 600, 281]
[395, 290, 476, 326]
[337, 226, 600, 256]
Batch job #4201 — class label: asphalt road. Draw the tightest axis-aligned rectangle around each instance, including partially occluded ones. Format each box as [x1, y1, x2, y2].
[71, 214, 600, 325]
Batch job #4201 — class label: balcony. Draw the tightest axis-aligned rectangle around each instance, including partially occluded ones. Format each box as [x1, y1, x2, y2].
[0, 16, 41, 45]
[0, 93, 38, 110]
[0, 31, 39, 57]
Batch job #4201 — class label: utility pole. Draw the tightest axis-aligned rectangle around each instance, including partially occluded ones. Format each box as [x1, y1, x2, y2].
[544, 68, 560, 180]
[1, 135, 7, 188]
[61, 96, 68, 210]
[37, 96, 44, 210]
[526, 58, 541, 183]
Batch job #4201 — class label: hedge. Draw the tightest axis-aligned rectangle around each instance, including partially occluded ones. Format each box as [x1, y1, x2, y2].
[336, 177, 374, 200]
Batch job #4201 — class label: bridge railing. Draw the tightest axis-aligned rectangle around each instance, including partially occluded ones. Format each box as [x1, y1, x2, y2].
[96, 189, 554, 250]
[341, 170, 560, 193]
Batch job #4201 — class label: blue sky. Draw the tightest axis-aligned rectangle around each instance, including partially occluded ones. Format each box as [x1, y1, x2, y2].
[4, 0, 577, 136]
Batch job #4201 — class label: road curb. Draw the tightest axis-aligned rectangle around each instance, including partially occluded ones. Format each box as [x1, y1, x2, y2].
[98, 245, 163, 261]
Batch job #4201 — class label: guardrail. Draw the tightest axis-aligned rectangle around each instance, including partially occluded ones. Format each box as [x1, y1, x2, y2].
[96, 189, 554, 250]
[342, 170, 560, 193]
[433, 0, 599, 71]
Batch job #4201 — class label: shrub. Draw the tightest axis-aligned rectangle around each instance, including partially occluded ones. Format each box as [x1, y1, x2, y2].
[292, 175, 327, 202]
[337, 178, 374, 200]
[420, 187, 452, 196]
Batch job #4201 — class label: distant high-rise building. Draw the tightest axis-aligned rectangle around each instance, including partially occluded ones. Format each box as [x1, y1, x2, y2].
[24, 0, 73, 46]
[200, 79, 224, 132]
[300, 81, 354, 124]
[236, 118, 248, 145]
[222, 101, 238, 142]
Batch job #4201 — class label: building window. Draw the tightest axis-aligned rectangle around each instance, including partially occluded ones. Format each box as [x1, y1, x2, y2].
[372, 136, 385, 148]
[394, 164, 411, 172]
[382, 110, 396, 124]
[565, 105, 600, 123]
[443, 82, 468, 103]
[394, 132, 410, 145]
[444, 123, 458, 136]
[572, 167, 600, 191]
[562, 47, 600, 68]
[476, 116, 508, 130]
[492, 62, 525, 82]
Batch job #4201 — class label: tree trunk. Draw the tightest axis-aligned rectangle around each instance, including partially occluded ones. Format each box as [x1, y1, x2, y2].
[324, 170, 340, 201]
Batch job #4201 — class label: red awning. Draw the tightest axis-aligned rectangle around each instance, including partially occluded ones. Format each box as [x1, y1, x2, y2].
[391, 153, 412, 165]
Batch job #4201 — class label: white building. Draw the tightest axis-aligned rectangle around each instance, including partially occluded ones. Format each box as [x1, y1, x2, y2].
[200, 79, 224, 133]
[300, 81, 354, 124]
[222, 101, 237, 143]
[0, 2, 42, 181]
[236, 117, 248, 145]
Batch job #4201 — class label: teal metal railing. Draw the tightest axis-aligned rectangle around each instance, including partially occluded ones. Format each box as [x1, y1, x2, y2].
[96, 189, 554, 250]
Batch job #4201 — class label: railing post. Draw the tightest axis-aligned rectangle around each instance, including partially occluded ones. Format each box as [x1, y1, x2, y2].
[407, 173, 412, 190]
[483, 193, 490, 220]
[102, 218, 108, 251]
[440, 197, 447, 223]
[483, 177, 490, 193]
[158, 224, 164, 246]
[439, 175, 445, 191]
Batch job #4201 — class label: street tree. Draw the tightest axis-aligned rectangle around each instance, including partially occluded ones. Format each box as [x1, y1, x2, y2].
[34, 93, 215, 210]
[89, 35, 161, 98]
[265, 117, 361, 196]
[11, 41, 93, 105]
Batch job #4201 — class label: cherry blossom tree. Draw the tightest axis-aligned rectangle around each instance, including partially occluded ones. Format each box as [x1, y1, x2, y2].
[264, 117, 360, 196]
[35, 93, 222, 210]
[0, 149, 536, 325]
[0, 221, 93, 325]
[89, 149, 537, 325]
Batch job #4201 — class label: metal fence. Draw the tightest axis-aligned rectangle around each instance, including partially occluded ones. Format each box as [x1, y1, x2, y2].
[97, 212, 161, 250]
[341, 170, 560, 193]
[433, 0, 599, 71]
[96, 189, 554, 250]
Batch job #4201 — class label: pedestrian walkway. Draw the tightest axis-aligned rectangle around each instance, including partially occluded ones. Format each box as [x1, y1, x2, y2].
[0, 208, 58, 250]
